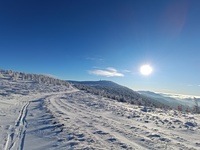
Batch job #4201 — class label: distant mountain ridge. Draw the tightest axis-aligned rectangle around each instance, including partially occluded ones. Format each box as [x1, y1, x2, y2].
[69, 80, 121, 87]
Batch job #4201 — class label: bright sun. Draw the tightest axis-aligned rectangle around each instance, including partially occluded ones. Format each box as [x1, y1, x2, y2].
[140, 64, 153, 76]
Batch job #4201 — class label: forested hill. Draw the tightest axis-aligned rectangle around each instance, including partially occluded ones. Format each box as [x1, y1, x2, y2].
[68, 80, 125, 88]
[68, 80, 169, 108]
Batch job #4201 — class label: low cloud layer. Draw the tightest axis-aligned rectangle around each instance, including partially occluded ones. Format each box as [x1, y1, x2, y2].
[89, 67, 124, 77]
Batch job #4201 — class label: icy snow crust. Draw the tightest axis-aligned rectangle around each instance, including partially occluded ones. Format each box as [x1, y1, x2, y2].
[0, 72, 200, 150]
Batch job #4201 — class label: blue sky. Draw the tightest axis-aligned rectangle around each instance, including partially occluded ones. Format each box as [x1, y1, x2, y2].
[0, 0, 200, 96]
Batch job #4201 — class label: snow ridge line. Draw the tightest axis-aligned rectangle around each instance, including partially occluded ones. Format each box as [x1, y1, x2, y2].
[4, 101, 30, 150]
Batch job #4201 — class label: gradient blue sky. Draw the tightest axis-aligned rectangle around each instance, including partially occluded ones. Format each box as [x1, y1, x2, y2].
[0, 0, 200, 96]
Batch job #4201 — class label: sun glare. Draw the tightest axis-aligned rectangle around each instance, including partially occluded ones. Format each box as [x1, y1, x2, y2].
[140, 64, 153, 76]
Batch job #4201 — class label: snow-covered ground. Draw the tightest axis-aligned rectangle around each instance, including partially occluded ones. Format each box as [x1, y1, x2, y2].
[0, 73, 200, 149]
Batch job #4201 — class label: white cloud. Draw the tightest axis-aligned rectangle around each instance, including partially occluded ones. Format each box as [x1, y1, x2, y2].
[160, 92, 200, 99]
[89, 67, 124, 77]
[106, 67, 117, 72]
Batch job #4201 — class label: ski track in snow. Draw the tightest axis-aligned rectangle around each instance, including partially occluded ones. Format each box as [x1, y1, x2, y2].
[4, 101, 29, 150]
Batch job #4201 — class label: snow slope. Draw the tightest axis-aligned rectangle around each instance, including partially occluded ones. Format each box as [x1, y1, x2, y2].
[0, 70, 200, 150]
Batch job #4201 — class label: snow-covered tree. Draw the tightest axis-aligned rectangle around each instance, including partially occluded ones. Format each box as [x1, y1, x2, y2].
[0, 69, 70, 87]
[0, 72, 3, 78]
[193, 97, 199, 113]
